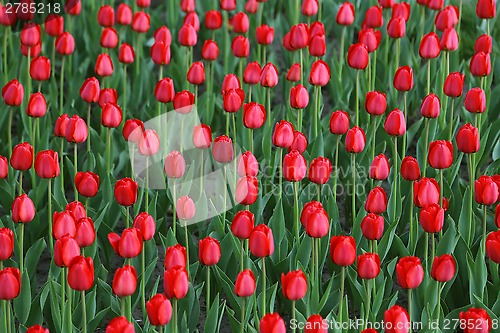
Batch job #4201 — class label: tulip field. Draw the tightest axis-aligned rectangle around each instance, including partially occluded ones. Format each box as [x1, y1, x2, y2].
[2, 0, 500, 332]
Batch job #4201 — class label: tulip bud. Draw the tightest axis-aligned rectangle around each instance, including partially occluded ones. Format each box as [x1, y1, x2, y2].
[392, 2, 411, 20]
[146, 294, 172, 326]
[0, 267, 21, 300]
[359, 28, 382, 53]
[384, 306, 410, 333]
[235, 176, 259, 205]
[364, 91, 387, 116]
[329, 235, 356, 266]
[75, 217, 96, 248]
[122, 119, 144, 143]
[365, 186, 388, 214]
[309, 34, 326, 57]
[475, 175, 499, 205]
[55, 32, 75, 55]
[347, 43, 369, 70]
[97, 5, 114, 27]
[283, 150, 307, 182]
[0, 228, 14, 261]
[114, 178, 138, 206]
[237, 151, 259, 177]
[108, 228, 142, 258]
[173, 90, 195, 113]
[420, 93, 441, 118]
[470, 51, 491, 77]
[193, 124, 212, 149]
[98, 88, 118, 108]
[245, 0, 259, 14]
[428, 140, 453, 169]
[272, 120, 295, 148]
[54, 236, 80, 267]
[232, 210, 255, 238]
[95, 53, 114, 77]
[154, 26, 172, 45]
[65, 115, 88, 143]
[232, 12, 249, 33]
[150, 42, 171, 65]
[393, 66, 414, 91]
[456, 124, 480, 154]
[164, 151, 186, 179]
[202, 39, 220, 61]
[476, 0, 496, 19]
[131, 11, 150, 33]
[302, 0, 319, 16]
[430, 254, 456, 282]
[289, 23, 309, 50]
[116, 3, 132, 25]
[256, 24, 275, 45]
[486, 230, 500, 263]
[308, 157, 332, 184]
[35, 150, 60, 179]
[249, 224, 274, 257]
[420, 203, 445, 233]
[30, 56, 51, 81]
[113, 265, 137, 297]
[361, 213, 384, 240]
[260, 62, 279, 88]
[11, 194, 35, 223]
[164, 266, 189, 299]
[289, 131, 308, 154]
[387, 16, 406, 38]
[260, 313, 287, 333]
[11, 142, 33, 171]
[281, 270, 308, 300]
[309, 60, 331, 86]
[329, 110, 350, 135]
[20, 22, 41, 47]
[205, 10, 222, 30]
[234, 269, 256, 297]
[177, 196, 196, 220]
[464, 87, 486, 113]
[0, 155, 7, 179]
[364, 5, 384, 28]
[440, 28, 458, 51]
[106, 317, 134, 333]
[198, 237, 221, 266]
[357, 253, 381, 279]
[52, 211, 76, 240]
[474, 34, 492, 54]
[154, 78, 175, 104]
[243, 102, 266, 129]
[345, 126, 366, 153]
[336, 2, 355, 26]
[369, 154, 390, 180]
[26, 325, 49, 333]
[164, 244, 187, 270]
[45, 14, 64, 36]
[2, 79, 24, 106]
[178, 24, 197, 46]
[401, 156, 421, 181]
[414, 178, 440, 207]
[396, 256, 424, 289]
[212, 135, 234, 163]
[80, 77, 100, 103]
[187, 61, 205, 85]
[222, 74, 241, 93]
[138, 129, 160, 156]
[290, 84, 309, 109]
[223, 88, 245, 113]
[287, 63, 301, 82]
[101, 103, 123, 128]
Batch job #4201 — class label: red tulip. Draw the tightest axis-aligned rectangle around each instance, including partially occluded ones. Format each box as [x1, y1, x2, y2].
[287, 63, 301, 82]
[456, 124, 480, 154]
[392, 2, 411, 21]
[122, 119, 144, 143]
[260, 62, 279, 88]
[420, 203, 445, 233]
[475, 176, 499, 205]
[223, 88, 245, 113]
[428, 140, 453, 169]
[198, 237, 221, 266]
[384, 306, 410, 333]
[154, 26, 172, 45]
[305, 314, 328, 333]
[243, 102, 266, 129]
[289, 23, 309, 50]
[272, 120, 295, 148]
[309, 59, 331, 86]
[66, 201, 86, 221]
[20, 22, 41, 46]
[177, 195, 196, 220]
[359, 28, 382, 53]
[80, 77, 100, 103]
[114, 178, 138, 206]
[26, 325, 49, 333]
[138, 129, 160, 156]
[476, 0, 496, 19]
[329, 110, 350, 135]
[232, 12, 249, 33]
[345, 126, 366, 153]
[357, 253, 380, 279]
[180, 0, 195, 12]
[97, 5, 114, 27]
[212, 135, 234, 163]
[0, 268, 21, 300]
[30, 56, 51, 81]
[10, 142, 34, 171]
[0, 228, 14, 261]
[290, 84, 309, 109]
[164, 244, 187, 270]
[249, 224, 274, 257]
[281, 270, 308, 300]
[283, 150, 307, 182]
[289, 131, 308, 153]
[146, 294, 172, 326]
[430, 254, 456, 282]
[347, 43, 369, 70]
[256, 24, 275, 45]
[205, 10, 223, 30]
[235, 176, 258, 205]
[470, 51, 491, 77]
[308, 157, 332, 184]
[164, 266, 189, 299]
[187, 61, 205, 85]
[364, 6, 384, 28]
[222, 74, 241, 92]
[131, 11, 150, 33]
[0, 4, 17, 26]
[106, 317, 134, 333]
[396, 257, 424, 289]
[237, 151, 259, 177]
[154, 78, 175, 104]
[302, 203, 329, 238]
[173, 90, 195, 113]
[55, 32, 75, 55]
[464, 88, 486, 113]
[150, 42, 171, 65]
[202, 39, 219, 61]
[133, 212, 156, 241]
[192, 124, 212, 149]
[361, 213, 384, 240]
[420, 93, 441, 118]
[65, 115, 88, 143]
[234, 269, 256, 297]
[428, 0, 444, 10]
[11, 194, 35, 223]
[231, 210, 255, 239]
[329, 235, 356, 266]
[393, 66, 414, 91]
[75, 217, 96, 248]
[387, 16, 406, 38]
[52, 211, 76, 239]
[242, 62, 261, 85]
[245, 0, 259, 13]
[0, 155, 7, 179]
[95, 53, 114, 77]
[414, 178, 440, 207]
[434, 5, 459, 31]
[309, 34, 326, 57]
[459, 308, 492, 333]
[336, 2, 355, 26]
[108, 228, 142, 258]
[21, 42, 42, 58]
[178, 23, 197, 46]
[440, 28, 458, 51]
[365, 186, 388, 214]
[2, 79, 24, 106]
[101, 103, 123, 128]
[401, 156, 421, 181]
[486, 231, 500, 263]
[67, 256, 94, 291]
[260, 313, 286, 333]
[54, 236, 80, 267]
[116, 4, 132, 25]
[164, 151, 186, 180]
[112, 265, 137, 297]
[369, 154, 390, 180]
[98, 88, 118, 108]
[475, 34, 492, 54]
[302, 0, 318, 16]
[45, 14, 64, 36]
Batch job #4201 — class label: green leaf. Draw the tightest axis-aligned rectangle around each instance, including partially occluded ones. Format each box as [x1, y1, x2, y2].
[14, 270, 31, 324]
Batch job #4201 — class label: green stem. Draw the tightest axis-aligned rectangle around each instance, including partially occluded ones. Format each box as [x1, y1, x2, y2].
[279, 148, 283, 200]
[206, 266, 211, 312]
[425, 233, 429, 272]
[338, 267, 345, 326]
[351, 153, 356, 227]
[126, 205, 130, 229]
[81, 291, 87, 333]
[7, 109, 12, 158]
[402, 93, 407, 155]
[48, 180, 53, 252]
[468, 154, 474, 247]
[314, 85, 320, 137]
[60, 57, 65, 115]
[86, 104, 91, 169]
[261, 257, 266, 316]
[483, 205, 487, 254]
[315, 237, 320, 288]
[409, 185, 415, 254]
[18, 172, 23, 195]
[408, 288, 413, 329]
[431, 233, 435, 264]
[145, 157, 149, 212]
[291, 300, 296, 333]
[67, 281, 72, 329]
[372, 50, 377, 90]
[74, 143, 78, 201]
[3, 301, 7, 333]
[267, 88, 271, 128]
[334, 136, 340, 203]
[121, 297, 126, 317]
[3, 27, 7, 78]
[184, 223, 190, 277]
[19, 223, 24, 273]
[339, 27, 346, 79]
[427, 59, 431, 95]
[142, 242, 146, 318]
[106, 127, 111, 174]
[61, 267, 66, 320]
[173, 179, 177, 236]
[300, 48, 303, 86]
[364, 279, 372, 325]
[423, 118, 430, 177]
[393, 137, 398, 222]
[436, 282, 441, 330]
[123, 65, 127, 119]
[355, 70, 360, 126]
[240, 297, 245, 333]
[295, 0, 300, 24]
[294, 181, 300, 241]
[448, 99, 455, 141]
[298, 108, 303, 132]
[6, 301, 11, 333]
[232, 112, 237, 143]
[240, 239, 244, 270]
